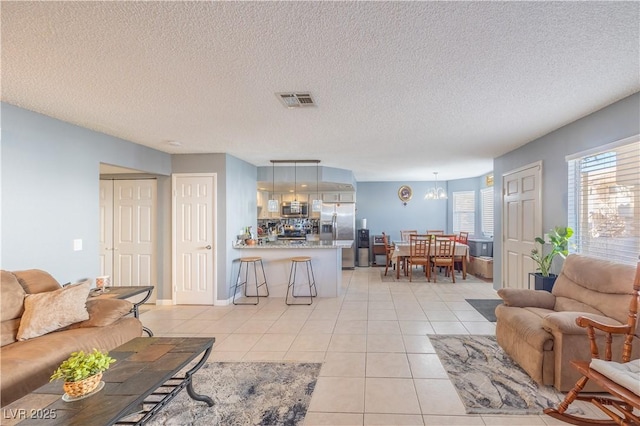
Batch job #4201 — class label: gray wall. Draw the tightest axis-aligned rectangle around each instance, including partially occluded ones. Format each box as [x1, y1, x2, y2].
[1, 103, 171, 285]
[171, 153, 257, 301]
[493, 92, 640, 289]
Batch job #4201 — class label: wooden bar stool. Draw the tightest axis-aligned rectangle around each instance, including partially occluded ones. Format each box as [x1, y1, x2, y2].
[232, 256, 269, 305]
[286, 256, 317, 305]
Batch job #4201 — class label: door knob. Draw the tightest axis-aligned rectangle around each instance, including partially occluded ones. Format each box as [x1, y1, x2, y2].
[205, 245, 212, 250]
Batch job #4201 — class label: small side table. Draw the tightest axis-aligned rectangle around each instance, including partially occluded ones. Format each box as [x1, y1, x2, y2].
[92, 285, 155, 336]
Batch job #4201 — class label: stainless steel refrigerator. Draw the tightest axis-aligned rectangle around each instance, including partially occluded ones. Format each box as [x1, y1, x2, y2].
[320, 203, 356, 269]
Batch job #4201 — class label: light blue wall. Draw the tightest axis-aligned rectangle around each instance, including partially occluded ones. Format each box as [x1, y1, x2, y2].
[171, 153, 257, 301]
[1, 103, 171, 284]
[493, 92, 640, 289]
[356, 176, 490, 244]
[356, 181, 449, 242]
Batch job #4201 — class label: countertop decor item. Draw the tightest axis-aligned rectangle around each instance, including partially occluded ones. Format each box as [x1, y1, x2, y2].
[50, 348, 115, 398]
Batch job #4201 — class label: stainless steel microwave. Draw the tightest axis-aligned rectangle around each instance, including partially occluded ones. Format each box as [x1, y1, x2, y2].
[281, 202, 308, 218]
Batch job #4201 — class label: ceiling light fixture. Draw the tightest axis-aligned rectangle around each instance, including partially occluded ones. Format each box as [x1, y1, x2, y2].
[290, 162, 300, 213]
[312, 161, 322, 212]
[267, 162, 279, 213]
[425, 172, 448, 200]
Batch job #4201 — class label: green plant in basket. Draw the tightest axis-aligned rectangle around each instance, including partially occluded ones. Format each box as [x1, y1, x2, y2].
[50, 348, 115, 383]
[530, 226, 573, 277]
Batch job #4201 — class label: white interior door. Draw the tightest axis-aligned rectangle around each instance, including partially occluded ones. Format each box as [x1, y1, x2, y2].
[112, 180, 156, 291]
[172, 174, 216, 305]
[99, 180, 114, 277]
[502, 162, 542, 289]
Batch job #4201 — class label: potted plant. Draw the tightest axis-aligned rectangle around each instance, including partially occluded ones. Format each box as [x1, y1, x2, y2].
[530, 226, 573, 291]
[50, 349, 116, 398]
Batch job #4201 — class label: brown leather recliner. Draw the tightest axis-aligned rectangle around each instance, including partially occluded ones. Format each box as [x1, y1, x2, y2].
[495, 254, 640, 391]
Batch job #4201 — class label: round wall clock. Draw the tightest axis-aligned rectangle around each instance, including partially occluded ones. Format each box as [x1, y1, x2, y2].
[398, 185, 413, 204]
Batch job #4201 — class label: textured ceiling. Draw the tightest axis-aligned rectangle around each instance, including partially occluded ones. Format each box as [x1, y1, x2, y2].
[2, 1, 639, 182]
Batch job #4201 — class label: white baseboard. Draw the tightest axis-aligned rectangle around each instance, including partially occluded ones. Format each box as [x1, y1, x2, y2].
[155, 299, 174, 306]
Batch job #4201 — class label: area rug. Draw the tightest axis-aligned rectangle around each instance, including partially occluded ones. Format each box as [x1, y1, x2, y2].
[429, 335, 580, 415]
[380, 269, 485, 283]
[130, 362, 321, 425]
[465, 299, 502, 322]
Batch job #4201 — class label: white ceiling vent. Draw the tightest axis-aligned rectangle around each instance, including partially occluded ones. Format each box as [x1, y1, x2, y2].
[276, 92, 316, 108]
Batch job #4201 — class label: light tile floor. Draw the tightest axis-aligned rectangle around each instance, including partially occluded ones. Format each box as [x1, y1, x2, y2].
[140, 267, 604, 426]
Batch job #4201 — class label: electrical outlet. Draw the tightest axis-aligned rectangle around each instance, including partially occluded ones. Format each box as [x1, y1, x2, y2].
[73, 239, 83, 251]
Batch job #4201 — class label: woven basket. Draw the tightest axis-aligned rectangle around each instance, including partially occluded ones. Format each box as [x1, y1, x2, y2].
[63, 372, 102, 398]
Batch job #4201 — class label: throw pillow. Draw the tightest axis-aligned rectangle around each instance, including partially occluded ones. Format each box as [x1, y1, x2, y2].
[68, 299, 133, 328]
[17, 280, 91, 341]
[13, 269, 61, 294]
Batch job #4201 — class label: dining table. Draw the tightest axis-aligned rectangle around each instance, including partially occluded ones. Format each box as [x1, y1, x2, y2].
[391, 240, 469, 280]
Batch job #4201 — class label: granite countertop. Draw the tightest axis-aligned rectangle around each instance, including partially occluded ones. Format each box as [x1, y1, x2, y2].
[234, 240, 353, 249]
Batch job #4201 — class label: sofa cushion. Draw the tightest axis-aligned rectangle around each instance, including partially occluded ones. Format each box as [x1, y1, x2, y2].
[495, 304, 554, 351]
[17, 281, 90, 341]
[590, 358, 640, 397]
[497, 288, 555, 309]
[13, 269, 61, 294]
[1, 271, 27, 347]
[543, 311, 623, 335]
[552, 255, 636, 324]
[68, 299, 133, 329]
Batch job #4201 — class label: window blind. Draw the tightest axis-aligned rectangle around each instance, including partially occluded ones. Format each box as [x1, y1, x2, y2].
[481, 187, 494, 238]
[567, 137, 639, 265]
[453, 191, 475, 234]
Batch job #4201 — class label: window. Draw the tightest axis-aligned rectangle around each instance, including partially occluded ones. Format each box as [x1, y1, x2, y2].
[453, 191, 475, 234]
[567, 136, 639, 265]
[481, 187, 494, 238]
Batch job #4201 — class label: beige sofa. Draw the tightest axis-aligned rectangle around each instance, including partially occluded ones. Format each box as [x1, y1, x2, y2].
[495, 254, 640, 391]
[1, 269, 143, 406]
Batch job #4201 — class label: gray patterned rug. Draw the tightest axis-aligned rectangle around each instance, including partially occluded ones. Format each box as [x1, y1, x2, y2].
[133, 362, 321, 425]
[429, 335, 580, 415]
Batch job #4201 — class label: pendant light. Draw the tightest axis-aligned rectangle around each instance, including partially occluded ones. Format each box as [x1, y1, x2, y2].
[425, 172, 448, 200]
[290, 161, 300, 213]
[267, 162, 279, 212]
[312, 161, 322, 212]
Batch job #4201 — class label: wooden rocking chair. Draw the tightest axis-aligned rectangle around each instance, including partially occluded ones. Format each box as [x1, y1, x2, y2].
[544, 259, 640, 426]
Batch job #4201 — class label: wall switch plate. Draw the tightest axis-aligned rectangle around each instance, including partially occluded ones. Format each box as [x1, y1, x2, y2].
[73, 239, 83, 251]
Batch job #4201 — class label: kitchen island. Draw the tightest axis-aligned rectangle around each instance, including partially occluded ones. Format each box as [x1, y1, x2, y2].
[232, 240, 353, 298]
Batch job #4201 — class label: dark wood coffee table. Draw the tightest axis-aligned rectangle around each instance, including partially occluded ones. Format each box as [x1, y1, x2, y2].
[8, 337, 214, 425]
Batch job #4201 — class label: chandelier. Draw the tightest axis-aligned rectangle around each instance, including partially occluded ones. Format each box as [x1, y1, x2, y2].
[425, 172, 448, 200]
[267, 162, 279, 212]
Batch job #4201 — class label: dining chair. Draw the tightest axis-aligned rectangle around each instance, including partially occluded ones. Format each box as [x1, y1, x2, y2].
[382, 232, 394, 276]
[454, 232, 469, 275]
[427, 230, 444, 236]
[458, 231, 469, 244]
[430, 239, 456, 283]
[407, 234, 432, 282]
[400, 230, 417, 242]
[399, 231, 417, 274]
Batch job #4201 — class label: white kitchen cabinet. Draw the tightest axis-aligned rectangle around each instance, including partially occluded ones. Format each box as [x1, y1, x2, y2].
[322, 192, 355, 202]
[338, 192, 355, 202]
[281, 193, 308, 203]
